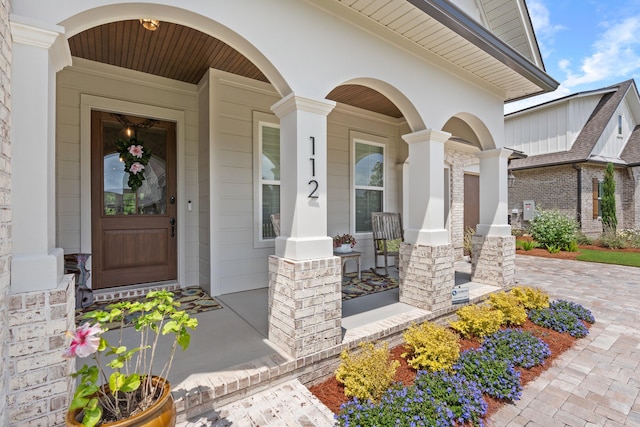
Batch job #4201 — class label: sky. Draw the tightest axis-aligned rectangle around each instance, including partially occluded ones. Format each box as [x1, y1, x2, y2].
[505, 0, 640, 114]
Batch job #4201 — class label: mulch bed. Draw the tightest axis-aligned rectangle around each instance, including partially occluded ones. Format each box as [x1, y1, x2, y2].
[309, 320, 583, 420]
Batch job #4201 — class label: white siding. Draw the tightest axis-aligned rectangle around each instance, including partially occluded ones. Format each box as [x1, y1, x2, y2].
[205, 71, 405, 295]
[56, 59, 200, 287]
[505, 95, 601, 156]
[591, 96, 636, 159]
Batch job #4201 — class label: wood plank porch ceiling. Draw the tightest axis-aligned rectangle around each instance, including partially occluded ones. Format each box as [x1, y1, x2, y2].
[68, 20, 404, 119]
[68, 1, 554, 119]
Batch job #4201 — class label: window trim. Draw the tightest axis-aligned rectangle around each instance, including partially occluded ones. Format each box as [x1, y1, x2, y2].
[350, 131, 387, 235]
[617, 114, 623, 136]
[253, 111, 280, 248]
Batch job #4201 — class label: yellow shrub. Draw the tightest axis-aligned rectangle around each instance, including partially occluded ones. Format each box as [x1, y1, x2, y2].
[511, 286, 550, 310]
[489, 291, 527, 326]
[335, 341, 400, 403]
[401, 321, 460, 371]
[449, 304, 504, 339]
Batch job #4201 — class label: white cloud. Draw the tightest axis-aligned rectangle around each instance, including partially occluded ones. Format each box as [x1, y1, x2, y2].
[526, 0, 564, 58]
[562, 16, 640, 88]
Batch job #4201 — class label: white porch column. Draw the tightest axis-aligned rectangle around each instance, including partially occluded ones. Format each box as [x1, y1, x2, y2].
[398, 129, 454, 313]
[402, 129, 450, 245]
[267, 94, 341, 359]
[475, 148, 512, 236]
[10, 16, 71, 291]
[271, 93, 335, 260]
[471, 148, 515, 288]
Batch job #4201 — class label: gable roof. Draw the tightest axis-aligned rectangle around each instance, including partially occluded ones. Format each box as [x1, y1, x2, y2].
[620, 126, 640, 165]
[509, 79, 637, 170]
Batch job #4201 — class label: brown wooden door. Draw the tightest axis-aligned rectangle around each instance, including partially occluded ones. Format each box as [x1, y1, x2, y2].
[464, 174, 480, 231]
[91, 111, 177, 290]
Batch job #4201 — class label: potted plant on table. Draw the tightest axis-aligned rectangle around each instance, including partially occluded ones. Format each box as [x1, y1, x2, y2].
[333, 233, 357, 254]
[63, 290, 199, 427]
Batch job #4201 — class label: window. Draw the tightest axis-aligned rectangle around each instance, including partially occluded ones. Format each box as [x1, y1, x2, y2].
[618, 114, 623, 136]
[592, 178, 603, 218]
[353, 136, 385, 233]
[253, 112, 280, 245]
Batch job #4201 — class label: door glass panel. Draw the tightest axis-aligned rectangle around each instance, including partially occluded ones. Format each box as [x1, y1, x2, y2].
[103, 121, 167, 216]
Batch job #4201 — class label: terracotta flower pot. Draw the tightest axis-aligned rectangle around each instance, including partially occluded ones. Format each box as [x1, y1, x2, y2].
[66, 376, 176, 427]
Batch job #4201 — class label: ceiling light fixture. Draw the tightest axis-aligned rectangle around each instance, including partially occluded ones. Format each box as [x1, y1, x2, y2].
[139, 19, 160, 31]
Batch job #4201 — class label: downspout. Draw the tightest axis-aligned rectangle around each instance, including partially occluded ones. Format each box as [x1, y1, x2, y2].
[572, 164, 582, 227]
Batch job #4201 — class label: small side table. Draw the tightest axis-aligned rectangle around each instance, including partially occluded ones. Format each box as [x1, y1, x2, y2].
[334, 251, 362, 280]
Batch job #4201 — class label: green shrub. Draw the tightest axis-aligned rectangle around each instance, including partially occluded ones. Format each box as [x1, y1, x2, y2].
[530, 209, 578, 249]
[335, 341, 400, 403]
[488, 292, 527, 326]
[620, 228, 640, 248]
[574, 231, 593, 245]
[601, 162, 617, 230]
[566, 240, 579, 252]
[599, 225, 627, 249]
[511, 286, 549, 310]
[401, 322, 460, 372]
[449, 305, 504, 339]
[520, 240, 537, 251]
[546, 244, 561, 253]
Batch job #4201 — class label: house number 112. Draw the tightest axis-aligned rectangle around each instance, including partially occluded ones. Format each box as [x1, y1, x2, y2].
[308, 136, 319, 199]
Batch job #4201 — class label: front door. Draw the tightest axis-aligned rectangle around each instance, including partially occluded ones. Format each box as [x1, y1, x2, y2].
[464, 174, 480, 231]
[91, 110, 177, 290]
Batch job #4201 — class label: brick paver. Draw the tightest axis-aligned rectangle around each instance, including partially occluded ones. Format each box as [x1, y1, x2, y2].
[180, 255, 640, 426]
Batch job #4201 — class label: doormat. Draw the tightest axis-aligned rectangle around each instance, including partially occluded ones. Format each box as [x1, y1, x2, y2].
[342, 270, 398, 301]
[75, 286, 223, 328]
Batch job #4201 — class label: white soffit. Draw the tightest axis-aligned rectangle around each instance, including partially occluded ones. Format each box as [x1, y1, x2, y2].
[332, 0, 556, 101]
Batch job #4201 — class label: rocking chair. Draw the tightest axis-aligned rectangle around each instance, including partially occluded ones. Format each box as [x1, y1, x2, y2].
[371, 212, 404, 276]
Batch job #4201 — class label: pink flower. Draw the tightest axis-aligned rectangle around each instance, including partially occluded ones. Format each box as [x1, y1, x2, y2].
[63, 323, 103, 358]
[129, 162, 145, 175]
[128, 145, 144, 158]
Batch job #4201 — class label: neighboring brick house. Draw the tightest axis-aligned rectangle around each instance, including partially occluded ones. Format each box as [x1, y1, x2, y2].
[506, 79, 640, 236]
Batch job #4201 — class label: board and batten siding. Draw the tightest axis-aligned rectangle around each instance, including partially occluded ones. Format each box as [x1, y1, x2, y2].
[56, 58, 201, 287]
[505, 95, 601, 156]
[591, 97, 637, 160]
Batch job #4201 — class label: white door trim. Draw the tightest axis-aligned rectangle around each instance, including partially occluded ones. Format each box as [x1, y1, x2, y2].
[80, 94, 187, 288]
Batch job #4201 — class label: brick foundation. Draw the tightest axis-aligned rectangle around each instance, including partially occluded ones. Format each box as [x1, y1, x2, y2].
[267, 255, 342, 359]
[398, 242, 455, 312]
[471, 235, 515, 288]
[7, 276, 75, 426]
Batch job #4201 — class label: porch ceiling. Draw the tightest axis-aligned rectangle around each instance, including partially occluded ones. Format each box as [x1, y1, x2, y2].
[68, 20, 404, 119]
[68, 0, 556, 119]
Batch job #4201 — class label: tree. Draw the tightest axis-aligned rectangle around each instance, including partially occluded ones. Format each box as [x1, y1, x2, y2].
[601, 162, 617, 230]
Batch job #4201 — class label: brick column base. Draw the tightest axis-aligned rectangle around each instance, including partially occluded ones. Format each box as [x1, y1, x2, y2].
[471, 235, 516, 288]
[7, 275, 75, 426]
[268, 255, 342, 359]
[399, 243, 454, 312]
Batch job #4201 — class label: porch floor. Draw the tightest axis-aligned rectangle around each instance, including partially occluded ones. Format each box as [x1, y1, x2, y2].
[84, 261, 498, 423]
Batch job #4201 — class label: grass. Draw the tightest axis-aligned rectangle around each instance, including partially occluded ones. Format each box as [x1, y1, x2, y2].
[576, 249, 640, 267]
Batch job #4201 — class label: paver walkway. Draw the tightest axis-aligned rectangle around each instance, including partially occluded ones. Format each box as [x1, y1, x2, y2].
[180, 256, 640, 427]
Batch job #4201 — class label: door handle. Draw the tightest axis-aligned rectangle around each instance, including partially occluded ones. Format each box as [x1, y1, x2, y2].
[169, 217, 176, 238]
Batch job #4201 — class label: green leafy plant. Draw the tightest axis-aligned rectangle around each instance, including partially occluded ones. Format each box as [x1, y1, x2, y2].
[566, 240, 579, 252]
[510, 286, 549, 310]
[453, 348, 522, 401]
[335, 341, 400, 403]
[488, 292, 527, 326]
[401, 322, 460, 371]
[599, 225, 627, 249]
[481, 329, 550, 368]
[64, 290, 198, 427]
[449, 304, 504, 339]
[601, 162, 617, 230]
[519, 240, 537, 251]
[530, 209, 578, 250]
[574, 231, 593, 245]
[546, 244, 561, 253]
